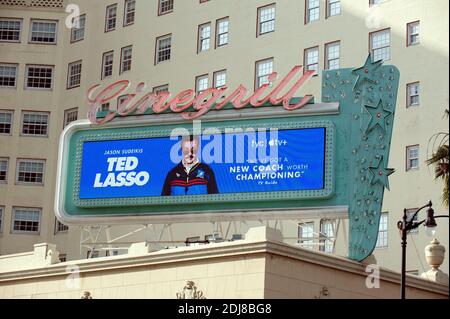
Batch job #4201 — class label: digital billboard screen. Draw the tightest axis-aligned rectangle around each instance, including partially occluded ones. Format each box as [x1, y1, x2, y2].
[79, 127, 326, 199]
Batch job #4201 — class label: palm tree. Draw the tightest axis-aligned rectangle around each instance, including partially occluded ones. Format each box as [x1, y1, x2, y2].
[426, 109, 449, 207]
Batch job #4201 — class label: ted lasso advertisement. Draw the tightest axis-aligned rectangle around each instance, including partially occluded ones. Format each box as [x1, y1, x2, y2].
[79, 127, 326, 199]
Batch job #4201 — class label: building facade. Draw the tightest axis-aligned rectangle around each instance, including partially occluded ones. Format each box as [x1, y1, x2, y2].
[0, 0, 448, 279]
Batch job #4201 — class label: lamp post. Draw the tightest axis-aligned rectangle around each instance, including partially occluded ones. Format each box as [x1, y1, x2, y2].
[397, 200, 449, 299]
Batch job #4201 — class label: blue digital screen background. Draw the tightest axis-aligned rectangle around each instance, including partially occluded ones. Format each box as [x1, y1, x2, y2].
[79, 128, 326, 199]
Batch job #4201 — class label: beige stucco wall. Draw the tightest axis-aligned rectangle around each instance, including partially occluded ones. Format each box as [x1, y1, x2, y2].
[0, 0, 448, 280]
[0, 227, 447, 299]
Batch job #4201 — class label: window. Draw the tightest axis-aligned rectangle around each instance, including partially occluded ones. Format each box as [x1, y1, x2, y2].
[155, 34, 172, 64]
[406, 82, 420, 107]
[257, 4, 275, 36]
[370, 29, 390, 62]
[195, 74, 209, 94]
[198, 23, 211, 53]
[406, 208, 419, 234]
[376, 212, 388, 248]
[87, 250, 100, 258]
[213, 70, 227, 88]
[369, 0, 386, 6]
[319, 219, 335, 253]
[327, 0, 340, 17]
[306, 0, 320, 23]
[105, 4, 117, 32]
[153, 84, 169, 94]
[255, 58, 273, 90]
[216, 17, 229, 47]
[70, 14, 85, 42]
[0, 18, 22, 42]
[117, 95, 128, 109]
[124, 0, 136, 26]
[30, 20, 57, 44]
[407, 21, 420, 46]
[325, 41, 340, 70]
[55, 218, 69, 234]
[0, 207, 3, 233]
[0, 158, 8, 183]
[25, 65, 53, 90]
[120, 46, 133, 74]
[67, 60, 82, 89]
[12, 207, 41, 234]
[102, 51, 114, 79]
[0, 63, 18, 88]
[101, 102, 111, 111]
[21, 112, 49, 136]
[304, 46, 319, 75]
[16, 159, 45, 184]
[298, 222, 314, 249]
[59, 254, 67, 262]
[64, 108, 78, 127]
[158, 0, 173, 15]
[0, 110, 13, 134]
[406, 145, 419, 171]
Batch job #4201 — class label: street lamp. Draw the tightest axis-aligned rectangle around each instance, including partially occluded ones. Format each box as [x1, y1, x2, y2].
[397, 200, 449, 299]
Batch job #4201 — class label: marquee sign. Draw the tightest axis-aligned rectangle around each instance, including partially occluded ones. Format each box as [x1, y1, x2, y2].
[55, 55, 400, 261]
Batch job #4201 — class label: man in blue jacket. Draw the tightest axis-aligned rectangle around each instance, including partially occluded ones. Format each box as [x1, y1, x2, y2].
[162, 135, 218, 196]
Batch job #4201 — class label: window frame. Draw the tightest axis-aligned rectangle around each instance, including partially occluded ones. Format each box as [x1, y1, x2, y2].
[0, 109, 13, 135]
[123, 0, 136, 27]
[154, 33, 172, 65]
[324, 40, 340, 70]
[405, 208, 419, 234]
[70, 14, 86, 43]
[120, 45, 133, 74]
[0, 17, 22, 43]
[67, 60, 82, 90]
[11, 207, 42, 235]
[369, 28, 391, 62]
[213, 69, 227, 88]
[153, 84, 169, 94]
[29, 19, 58, 44]
[63, 107, 78, 128]
[158, 0, 174, 16]
[15, 158, 46, 186]
[326, 0, 341, 18]
[0, 157, 8, 184]
[254, 57, 274, 91]
[54, 217, 69, 234]
[0, 63, 18, 89]
[195, 74, 209, 95]
[197, 22, 212, 53]
[298, 222, 314, 249]
[256, 3, 276, 37]
[24, 64, 54, 90]
[101, 51, 114, 79]
[215, 17, 229, 48]
[375, 212, 388, 248]
[105, 3, 118, 33]
[407, 20, 420, 47]
[304, 46, 319, 75]
[406, 144, 420, 171]
[20, 111, 49, 137]
[319, 219, 335, 253]
[406, 82, 420, 107]
[305, 0, 320, 24]
[0, 206, 4, 233]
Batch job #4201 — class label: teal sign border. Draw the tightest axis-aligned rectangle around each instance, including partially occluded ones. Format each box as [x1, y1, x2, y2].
[56, 55, 400, 261]
[72, 120, 335, 208]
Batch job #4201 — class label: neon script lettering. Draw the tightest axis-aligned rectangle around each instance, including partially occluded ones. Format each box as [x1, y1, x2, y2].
[87, 66, 315, 125]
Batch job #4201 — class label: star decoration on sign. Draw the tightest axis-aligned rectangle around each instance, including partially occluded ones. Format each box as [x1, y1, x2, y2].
[364, 99, 392, 134]
[352, 54, 382, 90]
[368, 156, 395, 190]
